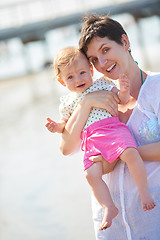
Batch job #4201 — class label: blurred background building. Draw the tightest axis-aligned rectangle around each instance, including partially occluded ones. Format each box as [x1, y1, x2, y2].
[0, 1, 160, 240]
[0, 0, 160, 79]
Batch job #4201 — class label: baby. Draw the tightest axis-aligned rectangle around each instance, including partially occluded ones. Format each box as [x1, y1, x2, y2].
[46, 46, 155, 230]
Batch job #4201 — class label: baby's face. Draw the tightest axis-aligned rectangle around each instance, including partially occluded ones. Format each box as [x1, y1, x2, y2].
[60, 53, 93, 93]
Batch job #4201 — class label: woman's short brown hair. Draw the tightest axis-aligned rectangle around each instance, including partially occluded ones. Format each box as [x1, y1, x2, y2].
[79, 14, 128, 55]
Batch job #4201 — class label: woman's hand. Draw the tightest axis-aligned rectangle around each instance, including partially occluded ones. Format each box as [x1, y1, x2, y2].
[84, 90, 120, 116]
[89, 155, 119, 174]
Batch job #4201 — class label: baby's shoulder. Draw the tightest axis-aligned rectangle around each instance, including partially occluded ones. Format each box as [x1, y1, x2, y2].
[60, 92, 79, 105]
[92, 77, 116, 90]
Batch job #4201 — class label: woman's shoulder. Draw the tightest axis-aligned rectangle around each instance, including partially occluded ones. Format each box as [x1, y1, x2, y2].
[142, 71, 160, 93]
[138, 71, 160, 109]
[145, 71, 160, 85]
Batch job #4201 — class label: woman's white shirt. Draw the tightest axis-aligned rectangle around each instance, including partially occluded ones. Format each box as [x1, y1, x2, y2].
[92, 72, 160, 240]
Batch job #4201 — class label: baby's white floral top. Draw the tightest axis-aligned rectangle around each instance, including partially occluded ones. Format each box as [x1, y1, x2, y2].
[59, 77, 116, 130]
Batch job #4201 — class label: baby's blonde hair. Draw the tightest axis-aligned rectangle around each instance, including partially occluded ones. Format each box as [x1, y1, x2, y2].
[53, 46, 86, 78]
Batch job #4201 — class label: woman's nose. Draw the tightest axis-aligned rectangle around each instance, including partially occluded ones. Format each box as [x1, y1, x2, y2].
[99, 55, 107, 67]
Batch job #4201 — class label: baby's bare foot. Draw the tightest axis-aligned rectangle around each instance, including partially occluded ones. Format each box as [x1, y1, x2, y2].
[99, 206, 119, 230]
[140, 190, 156, 211]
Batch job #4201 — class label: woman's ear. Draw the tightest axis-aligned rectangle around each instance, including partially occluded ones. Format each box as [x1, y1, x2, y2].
[90, 64, 94, 76]
[57, 77, 66, 86]
[121, 34, 130, 51]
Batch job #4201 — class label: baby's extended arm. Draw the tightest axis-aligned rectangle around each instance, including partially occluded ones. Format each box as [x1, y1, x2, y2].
[112, 74, 130, 104]
[45, 117, 68, 134]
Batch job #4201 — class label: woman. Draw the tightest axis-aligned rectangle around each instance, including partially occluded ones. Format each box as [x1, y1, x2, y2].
[60, 15, 160, 239]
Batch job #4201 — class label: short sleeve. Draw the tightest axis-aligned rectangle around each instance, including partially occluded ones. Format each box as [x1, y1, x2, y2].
[59, 95, 72, 120]
[59, 92, 81, 119]
[138, 73, 160, 124]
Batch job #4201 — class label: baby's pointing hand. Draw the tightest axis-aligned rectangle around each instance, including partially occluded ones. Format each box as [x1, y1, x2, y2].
[45, 117, 58, 133]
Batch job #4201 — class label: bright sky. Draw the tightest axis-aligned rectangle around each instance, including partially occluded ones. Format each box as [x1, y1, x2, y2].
[0, 0, 135, 30]
[0, 0, 133, 7]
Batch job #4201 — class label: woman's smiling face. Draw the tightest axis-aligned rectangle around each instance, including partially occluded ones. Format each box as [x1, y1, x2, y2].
[86, 35, 130, 80]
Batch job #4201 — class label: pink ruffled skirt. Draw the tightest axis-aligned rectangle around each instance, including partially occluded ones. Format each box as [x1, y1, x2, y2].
[81, 117, 137, 171]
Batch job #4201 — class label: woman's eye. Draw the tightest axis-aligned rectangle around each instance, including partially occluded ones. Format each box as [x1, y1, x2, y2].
[103, 48, 109, 53]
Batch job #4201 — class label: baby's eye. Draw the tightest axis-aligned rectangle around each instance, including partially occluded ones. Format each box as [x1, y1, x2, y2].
[92, 58, 97, 63]
[68, 75, 73, 80]
[80, 71, 85, 75]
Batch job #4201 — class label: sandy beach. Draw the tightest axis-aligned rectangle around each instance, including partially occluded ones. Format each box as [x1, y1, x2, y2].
[0, 70, 95, 240]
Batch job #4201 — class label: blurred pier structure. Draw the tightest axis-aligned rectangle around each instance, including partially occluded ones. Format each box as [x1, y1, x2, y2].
[0, 0, 160, 42]
[0, 0, 160, 79]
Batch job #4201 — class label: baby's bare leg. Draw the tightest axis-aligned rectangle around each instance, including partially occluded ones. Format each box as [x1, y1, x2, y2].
[85, 162, 118, 230]
[120, 148, 156, 211]
[89, 155, 119, 174]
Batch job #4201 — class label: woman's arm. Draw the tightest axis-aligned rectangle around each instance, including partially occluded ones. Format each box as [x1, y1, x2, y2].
[90, 141, 160, 175]
[138, 142, 160, 161]
[89, 141, 160, 175]
[59, 90, 120, 155]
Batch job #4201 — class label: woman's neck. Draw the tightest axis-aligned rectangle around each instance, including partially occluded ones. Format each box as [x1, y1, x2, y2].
[127, 62, 146, 100]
